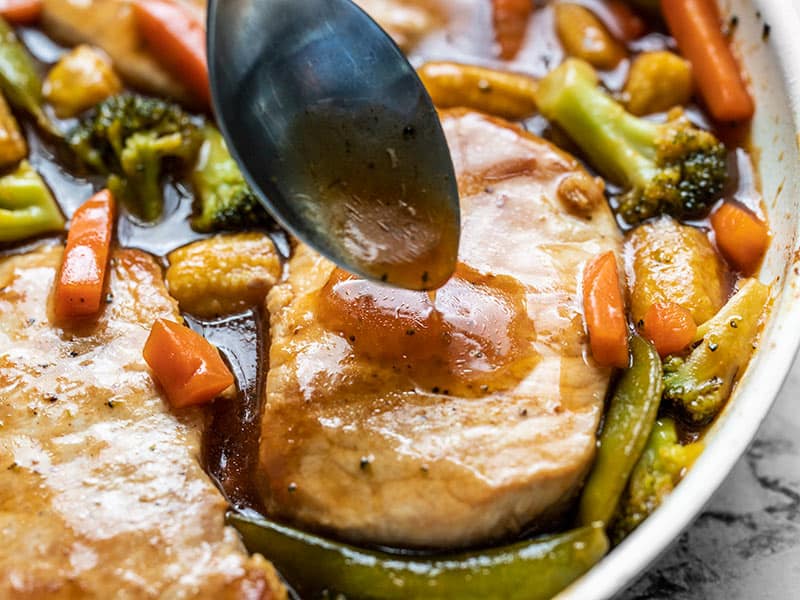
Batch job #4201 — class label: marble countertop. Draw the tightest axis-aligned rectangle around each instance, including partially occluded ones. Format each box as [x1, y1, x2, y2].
[620, 355, 800, 599]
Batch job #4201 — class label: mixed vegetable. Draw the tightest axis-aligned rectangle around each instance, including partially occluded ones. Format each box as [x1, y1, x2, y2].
[0, 0, 773, 598]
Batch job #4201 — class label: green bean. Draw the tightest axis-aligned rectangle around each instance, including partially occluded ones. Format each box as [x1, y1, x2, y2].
[229, 512, 609, 600]
[578, 335, 663, 526]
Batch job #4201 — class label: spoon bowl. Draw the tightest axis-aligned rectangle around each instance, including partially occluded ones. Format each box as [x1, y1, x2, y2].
[207, 0, 460, 289]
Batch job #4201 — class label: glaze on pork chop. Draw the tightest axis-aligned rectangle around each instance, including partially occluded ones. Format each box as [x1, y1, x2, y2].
[257, 110, 623, 549]
[0, 245, 284, 599]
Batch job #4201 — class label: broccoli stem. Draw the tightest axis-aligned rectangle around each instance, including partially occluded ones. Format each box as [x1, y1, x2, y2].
[67, 94, 203, 223]
[663, 278, 770, 424]
[535, 58, 727, 223]
[535, 58, 660, 191]
[0, 160, 64, 242]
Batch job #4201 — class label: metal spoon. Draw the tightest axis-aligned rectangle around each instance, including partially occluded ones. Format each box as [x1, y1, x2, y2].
[207, 0, 460, 290]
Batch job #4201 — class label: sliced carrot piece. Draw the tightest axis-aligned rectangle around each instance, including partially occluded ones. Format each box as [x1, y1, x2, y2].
[54, 189, 115, 320]
[661, 0, 754, 122]
[143, 318, 234, 408]
[0, 0, 41, 24]
[642, 301, 697, 357]
[583, 251, 630, 368]
[604, 0, 646, 41]
[492, 0, 533, 60]
[133, 0, 210, 107]
[711, 201, 769, 275]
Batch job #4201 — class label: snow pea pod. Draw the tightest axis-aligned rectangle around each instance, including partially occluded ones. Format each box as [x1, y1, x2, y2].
[228, 512, 609, 600]
[611, 418, 704, 543]
[578, 334, 663, 526]
[0, 16, 58, 135]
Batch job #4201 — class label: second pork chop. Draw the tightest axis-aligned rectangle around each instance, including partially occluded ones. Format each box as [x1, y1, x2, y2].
[0, 245, 284, 599]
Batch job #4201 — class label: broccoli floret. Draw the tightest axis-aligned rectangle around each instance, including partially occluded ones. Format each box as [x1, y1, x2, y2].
[535, 59, 728, 224]
[190, 125, 270, 232]
[663, 278, 769, 424]
[0, 160, 64, 242]
[612, 418, 703, 544]
[67, 94, 203, 222]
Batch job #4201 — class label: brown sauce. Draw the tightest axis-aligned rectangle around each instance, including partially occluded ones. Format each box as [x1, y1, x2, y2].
[186, 312, 268, 510]
[317, 264, 538, 397]
[0, 2, 765, 519]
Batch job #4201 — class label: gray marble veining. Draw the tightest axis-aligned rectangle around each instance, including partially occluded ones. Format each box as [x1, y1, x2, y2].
[620, 355, 800, 599]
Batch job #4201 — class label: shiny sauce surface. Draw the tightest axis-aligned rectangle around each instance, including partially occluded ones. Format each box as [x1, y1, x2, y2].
[317, 265, 538, 397]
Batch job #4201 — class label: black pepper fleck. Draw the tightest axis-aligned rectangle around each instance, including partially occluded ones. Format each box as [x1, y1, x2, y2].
[520, 408, 528, 417]
[725, 15, 739, 36]
[730, 319, 738, 328]
[709, 342, 719, 352]
[421, 272, 429, 284]
[46, 395, 58, 403]
[381, 273, 388, 282]
[349, 335, 356, 342]
[107, 400, 115, 408]
[359, 456, 372, 470]
[69, 350, 79, 358]
[762, 23, 771, 41]
[406, 329, 416, 336]
[432, 386, 440, 394]
[105, 293, 114, 304]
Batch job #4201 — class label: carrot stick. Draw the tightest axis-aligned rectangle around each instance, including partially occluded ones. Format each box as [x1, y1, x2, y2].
[583, 251, 630, 368]
[711, 201, 769, 275]
[54, 189, 115, 320]
[661, 0, 754, 122]
[492, 0, 533, 60]
[642, 301, 697, 357]
[0, 0, 41, 24]
[133, 0, 210, 107]
[143, 318, 234, 408]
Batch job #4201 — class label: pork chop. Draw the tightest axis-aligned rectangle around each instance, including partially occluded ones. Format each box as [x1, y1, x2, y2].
[0, 244, 285, 599]
[257, 110, 623, 549]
